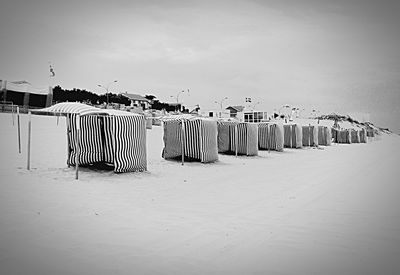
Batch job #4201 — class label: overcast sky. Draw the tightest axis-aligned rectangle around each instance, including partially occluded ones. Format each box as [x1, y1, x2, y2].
[1, 0, 399, 131]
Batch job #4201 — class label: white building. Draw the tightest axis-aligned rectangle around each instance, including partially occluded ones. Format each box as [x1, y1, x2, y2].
[120, 93, 150, 110]
[199, 109, 231, 119]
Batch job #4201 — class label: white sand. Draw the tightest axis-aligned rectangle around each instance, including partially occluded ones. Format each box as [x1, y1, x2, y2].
[1, 113, 399, 275]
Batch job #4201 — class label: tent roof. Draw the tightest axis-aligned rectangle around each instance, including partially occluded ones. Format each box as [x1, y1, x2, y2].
[120, 93, 149, 102]
[160, 114, 214, 122]
[33, 102, 142, 116]
[226, 106, 245, 112]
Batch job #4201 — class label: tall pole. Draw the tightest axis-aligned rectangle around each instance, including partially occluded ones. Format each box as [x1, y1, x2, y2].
[98, 80, 118, 105]
[214, 97, 228, 118]
[235, 124, 238, 157]
[17, 106, 21, 154]
[12, 103, 15, 126]
[27, 111, 31, 170]
[75, 115, 80, 180]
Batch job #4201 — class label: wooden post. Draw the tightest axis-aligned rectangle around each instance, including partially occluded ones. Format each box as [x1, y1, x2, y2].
[17, 106, 21, 154]
[75, 115, 80, 180]
[266, 124, 270, 153]
[66, 115, 70, 168]
[181, 120, 185, 165]
[235, 124, 238, 157]
[12, 103, 15, 126]
[309, 125, 311, 147]
[27, 111, 31, 170]
[56, 111, 60, 125]
[289, 125, 292, 148]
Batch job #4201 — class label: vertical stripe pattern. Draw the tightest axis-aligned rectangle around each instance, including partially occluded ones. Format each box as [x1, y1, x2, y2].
[318, 126, 332, 146]
[332, 128, 352, 143]
[283, 124, 303, 148]
[162, 118, 218, 163]
[67, 114, 104, 165]
[217, 121, 258, 156]
[359, 129, 367, 143]
[67, 113, 147, 173]
[258, 123, 284, 151]
[302, 126, 318, 147]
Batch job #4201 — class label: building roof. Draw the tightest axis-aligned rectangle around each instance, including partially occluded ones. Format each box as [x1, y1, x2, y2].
[121, 93, 149, 102]
[226, 105, 245, 112]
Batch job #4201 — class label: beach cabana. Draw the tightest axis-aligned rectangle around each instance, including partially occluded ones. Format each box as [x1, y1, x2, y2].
[359, 129, 367, 143]
[258, 122, 284, 151]
[366, 128, 375, 137]
[332, 128, 351, 144]
[34, 102, 147, 175]
[317, 126, 332, 146]
[350, 129, 360, 143]
[217, 121, 258, 156]
[283, 124, 303, 148]
[162, 115, 218, 163]
[302, 125, 318, 147]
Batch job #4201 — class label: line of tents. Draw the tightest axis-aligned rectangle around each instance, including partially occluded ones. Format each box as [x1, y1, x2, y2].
[30, 103, 373, 179]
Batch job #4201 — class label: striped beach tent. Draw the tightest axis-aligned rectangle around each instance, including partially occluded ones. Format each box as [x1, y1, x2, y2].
[317, 126, 332, 146]
[332, 128, 351, 144]
[302, 125, 318, 147]
[35, 103, 147, 174]
[359, 128, 367, 143]
[162, 115, 218, 163]
[258, 122, 284, 151]
[350, 129, 360, 143]
[366, 128, 375, 137]
[217, 121, 258, 156]
[283, 124, 303, 148]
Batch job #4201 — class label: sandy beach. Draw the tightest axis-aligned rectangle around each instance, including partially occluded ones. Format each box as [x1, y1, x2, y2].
[1, 112, 400, 275]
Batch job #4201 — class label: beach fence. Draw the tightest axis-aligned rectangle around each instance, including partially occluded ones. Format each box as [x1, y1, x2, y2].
[162, 115, 218, 164]
[317, 126, 332, 146]
[258, 122, 284, 152]
[32, 102, 147, 179]
[217, 121, 258, 156]
[283, 124, 303, 148]
[302, 125, 318, 147]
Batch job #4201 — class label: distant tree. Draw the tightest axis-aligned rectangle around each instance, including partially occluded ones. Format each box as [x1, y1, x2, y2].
[145, 94, 156, 101]
[52, 86, 130, 105]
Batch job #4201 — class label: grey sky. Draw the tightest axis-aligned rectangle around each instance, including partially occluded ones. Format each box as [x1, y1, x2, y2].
[1, 0, 399, 131]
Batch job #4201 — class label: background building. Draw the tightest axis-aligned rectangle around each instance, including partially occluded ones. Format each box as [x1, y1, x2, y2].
[0, 79, 53, 108]
[120, 92, 150, 110]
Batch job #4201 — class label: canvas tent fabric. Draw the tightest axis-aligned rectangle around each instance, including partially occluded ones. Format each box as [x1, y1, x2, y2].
[317, 126, 332, 146]
[350, 129, 360, 143]
[359, 129, 367, 143]
[283, 124, 303, 148]
[332, 128, 352, 144]
[162, 116, 218, 163]
[35, 102, 147, 173]
[217, 121, 258, 156]
[366, 128, 375, 137]
[258, 122, 284, 151]
[302, 125, 318, 147]
[36, 102, 104, 116]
